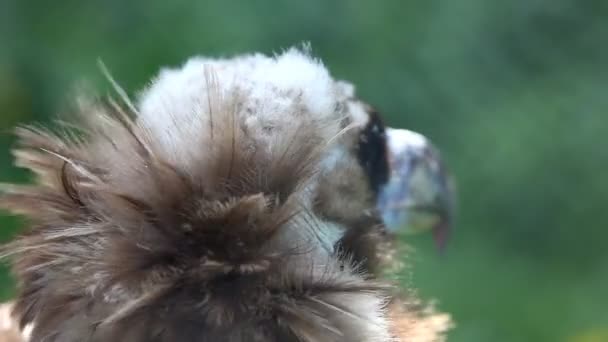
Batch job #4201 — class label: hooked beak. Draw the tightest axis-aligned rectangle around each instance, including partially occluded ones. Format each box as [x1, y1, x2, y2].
[376, 128, 455, 252]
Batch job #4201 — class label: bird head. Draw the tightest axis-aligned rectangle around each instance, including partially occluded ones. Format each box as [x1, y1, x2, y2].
[309, 87, 454, 257]
[0, 47, 453, 341]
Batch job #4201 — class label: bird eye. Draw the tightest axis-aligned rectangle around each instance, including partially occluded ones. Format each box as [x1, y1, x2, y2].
[356, 111, 390, 195]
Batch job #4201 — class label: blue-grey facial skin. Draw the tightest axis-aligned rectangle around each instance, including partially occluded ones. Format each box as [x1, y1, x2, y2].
[376, 129, 454, 250]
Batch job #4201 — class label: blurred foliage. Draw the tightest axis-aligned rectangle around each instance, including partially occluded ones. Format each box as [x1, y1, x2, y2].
[1, 0, 607, 341]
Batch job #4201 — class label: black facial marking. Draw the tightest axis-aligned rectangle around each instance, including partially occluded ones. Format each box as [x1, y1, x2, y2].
[356, 110, 390, 195]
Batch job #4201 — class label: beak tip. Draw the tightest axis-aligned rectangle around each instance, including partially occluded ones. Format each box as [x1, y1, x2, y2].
[433, 222, 450, 254]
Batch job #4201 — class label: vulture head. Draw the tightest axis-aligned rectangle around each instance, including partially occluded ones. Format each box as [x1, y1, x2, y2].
[0, 47, 454, 341]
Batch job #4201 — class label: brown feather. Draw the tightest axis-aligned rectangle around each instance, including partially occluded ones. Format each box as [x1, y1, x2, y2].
[0, 90, 394, 341]
[0, 51, 452, 341]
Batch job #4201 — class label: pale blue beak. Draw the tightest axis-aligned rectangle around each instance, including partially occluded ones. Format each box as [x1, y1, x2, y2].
[376, 128, 455, 251]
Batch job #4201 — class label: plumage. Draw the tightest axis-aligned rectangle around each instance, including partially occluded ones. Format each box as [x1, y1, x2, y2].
[0, 47, 452, 341]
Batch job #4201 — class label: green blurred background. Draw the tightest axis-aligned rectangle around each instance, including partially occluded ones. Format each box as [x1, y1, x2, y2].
[1, 0, 607, 341]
